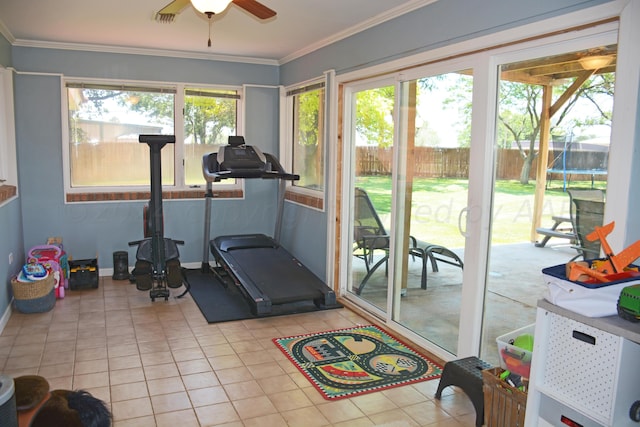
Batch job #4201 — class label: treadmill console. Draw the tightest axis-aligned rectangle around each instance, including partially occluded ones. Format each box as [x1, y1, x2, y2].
[202, 136, 299, 182]
[217, 145, 268, 177]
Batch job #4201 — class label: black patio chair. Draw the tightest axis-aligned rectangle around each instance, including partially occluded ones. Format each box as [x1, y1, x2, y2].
[353, 187, 463, 294]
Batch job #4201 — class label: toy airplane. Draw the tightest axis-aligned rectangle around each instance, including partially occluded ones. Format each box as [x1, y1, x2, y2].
[568, 221, 640, 283]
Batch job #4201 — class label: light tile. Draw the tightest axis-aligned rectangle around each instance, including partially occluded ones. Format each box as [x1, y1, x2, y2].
[76, 346, 108, 362]
[73, 371, 110, 389]
[155, 408, 200, 427]
[382, 384, 431, 407]
[280, 405, 330, 427]
[194, 402, 240, 426]
[111, 397, 153, 421]
[177, 358, 212, 375]
[140, 350, 174, 366]
[367, 408, 421, 426]
[38, 362, 74, 379]
[187, 385, 229, 407]
[147, 376, 185, 396]
[143, 362, 180, 380]
[215, 366, 253, 385]
[74, 358, 109, 375]
[402, 401, 456, 425]
[242, 413, 287, 427]
[351, 392, 399, 415]
[109, 354, 142, 371]
[207, 354, 244, 370]
[1, 277, 463, 427]
[150, 391, 192, 414]
[231, 395, 277, 420]
[317, 399, 366, 424]
[110, 367, 145, 385]
[110, 381, 150, 402]
[223, 379, 264, 401]
[257, 374, 299, 394]
[182, 371, 220, 390]
[268, 389, 314, 412]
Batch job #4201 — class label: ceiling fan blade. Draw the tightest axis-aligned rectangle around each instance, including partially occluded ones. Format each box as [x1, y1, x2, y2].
[232, 0, 277, 19]
[158, 0, 191, 15]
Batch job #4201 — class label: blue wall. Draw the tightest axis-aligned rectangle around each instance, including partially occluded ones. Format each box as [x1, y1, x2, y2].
[11, 49, 283, 276]
[0, 34, 10, 66]
[0, 0, 626, 320]
[0, 199, 24, 324]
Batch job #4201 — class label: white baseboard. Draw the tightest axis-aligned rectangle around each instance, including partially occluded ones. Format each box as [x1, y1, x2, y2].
[0, 298, 13, 335]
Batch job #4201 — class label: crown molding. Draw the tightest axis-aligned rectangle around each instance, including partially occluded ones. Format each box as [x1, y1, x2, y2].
[9, 37, 279, 66]
[0, 19, 15, 44]
[278, 0, 438, 65]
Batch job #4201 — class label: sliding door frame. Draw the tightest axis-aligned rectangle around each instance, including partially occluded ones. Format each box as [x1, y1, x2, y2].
[329, 1, 632, 362]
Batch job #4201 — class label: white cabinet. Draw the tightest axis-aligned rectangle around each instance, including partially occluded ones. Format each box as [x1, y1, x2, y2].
[525, 301, 640, 427]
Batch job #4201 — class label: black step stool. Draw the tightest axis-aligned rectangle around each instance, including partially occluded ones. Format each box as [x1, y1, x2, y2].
[435, 356, 492, 427]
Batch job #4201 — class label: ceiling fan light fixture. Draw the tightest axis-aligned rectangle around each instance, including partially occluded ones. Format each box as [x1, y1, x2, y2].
[190, 0, 232, 15]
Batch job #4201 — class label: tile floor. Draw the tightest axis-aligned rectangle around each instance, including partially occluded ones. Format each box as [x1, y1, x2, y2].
[0, 277, 477, 426]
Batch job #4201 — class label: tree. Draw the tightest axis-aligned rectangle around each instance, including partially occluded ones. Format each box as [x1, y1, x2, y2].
[499, 73, 614, 184]
[442, 72, 614, 184]
[355, 86, 395, 147]
[75, 88, 236, 145]
[296, 90, 322, 147]
[183, 93, 236, 145]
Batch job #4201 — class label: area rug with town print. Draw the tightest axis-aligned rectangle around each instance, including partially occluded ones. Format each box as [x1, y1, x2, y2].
[273, 325, 442, 400]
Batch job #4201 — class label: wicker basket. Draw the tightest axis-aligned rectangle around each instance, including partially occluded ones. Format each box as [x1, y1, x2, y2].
[11, 274, 56, 313]
[482, 367, 528, 427]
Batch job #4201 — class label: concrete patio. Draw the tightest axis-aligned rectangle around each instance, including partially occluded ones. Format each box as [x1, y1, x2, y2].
[351, 238, 578, 365]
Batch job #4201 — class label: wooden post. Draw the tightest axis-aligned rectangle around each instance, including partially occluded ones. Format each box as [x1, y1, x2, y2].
[400, 82, 417, 291]
[531, 85, 552, 242]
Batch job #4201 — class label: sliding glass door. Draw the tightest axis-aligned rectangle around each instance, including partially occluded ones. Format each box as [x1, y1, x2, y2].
[339, 20, 619, 361]
[348, 81, 396, 314]
[480, 42, 616, 365]
[344, 68, 473, 355]
[393, 72, 472, 355]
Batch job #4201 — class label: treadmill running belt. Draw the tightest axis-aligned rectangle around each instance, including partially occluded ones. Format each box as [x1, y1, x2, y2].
[211, 233, 337, 315]
[221, 246, 325, 304]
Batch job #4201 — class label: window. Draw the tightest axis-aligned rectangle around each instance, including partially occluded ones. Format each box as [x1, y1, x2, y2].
[184, 88, 239, 186]
[64, 80, 241, 195]
[285, 80, 326, 196]
[0, 66, 17, 204]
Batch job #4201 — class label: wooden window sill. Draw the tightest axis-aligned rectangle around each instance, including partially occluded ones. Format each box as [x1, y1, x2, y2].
[285, 190, 324, 210]
[66, 189, 243, 202]
[0, 185, 17, 203]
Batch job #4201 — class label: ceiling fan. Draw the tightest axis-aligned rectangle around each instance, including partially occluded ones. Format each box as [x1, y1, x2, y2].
[156, 0, 276, 46]
[156, 0, 276, 23]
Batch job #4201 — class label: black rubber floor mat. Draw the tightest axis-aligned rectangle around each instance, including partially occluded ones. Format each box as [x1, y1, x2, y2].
[184, 269, 342, 323]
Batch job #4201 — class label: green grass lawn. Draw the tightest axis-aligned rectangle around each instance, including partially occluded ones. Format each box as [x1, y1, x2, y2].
[355, 176, 606, 247]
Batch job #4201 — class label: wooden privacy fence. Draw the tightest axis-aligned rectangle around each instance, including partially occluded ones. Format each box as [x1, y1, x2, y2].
[355, 146, 608, 182]
[69, 143, 607, 185]
[69, 142, 216, 186]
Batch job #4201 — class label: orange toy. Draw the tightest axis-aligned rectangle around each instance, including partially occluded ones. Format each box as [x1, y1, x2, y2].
[568, 221, 640, 283]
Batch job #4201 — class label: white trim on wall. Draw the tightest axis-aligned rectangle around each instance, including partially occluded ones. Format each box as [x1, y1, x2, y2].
[0, 66, 17, 200]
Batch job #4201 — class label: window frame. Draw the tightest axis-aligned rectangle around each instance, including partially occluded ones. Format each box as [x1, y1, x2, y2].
[281, 75, 327, 210]
[0, 66, 17, 206]
[61, 77, 244, 200]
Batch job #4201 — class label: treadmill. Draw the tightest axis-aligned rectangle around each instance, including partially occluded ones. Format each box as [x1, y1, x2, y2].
[201, 136, 337, 315]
